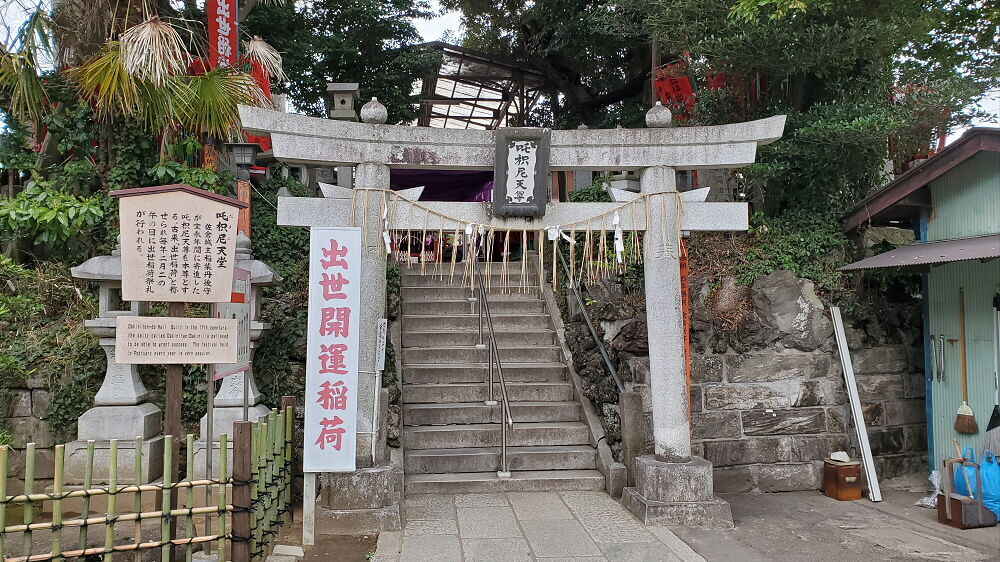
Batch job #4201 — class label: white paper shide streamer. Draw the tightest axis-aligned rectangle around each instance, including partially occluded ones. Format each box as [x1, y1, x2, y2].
[612, 212, 624, 264]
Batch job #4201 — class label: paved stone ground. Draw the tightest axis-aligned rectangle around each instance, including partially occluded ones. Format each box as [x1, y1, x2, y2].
[372, 491, 704, 561]
[367, 489, 999, 561]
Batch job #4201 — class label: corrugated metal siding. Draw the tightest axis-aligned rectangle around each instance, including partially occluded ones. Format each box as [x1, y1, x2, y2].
[927, 260, 1000, 470]
[927, 152, 1000, 241]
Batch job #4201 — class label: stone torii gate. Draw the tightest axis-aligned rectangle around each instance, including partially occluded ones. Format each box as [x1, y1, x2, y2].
[239, 105, 785, 528]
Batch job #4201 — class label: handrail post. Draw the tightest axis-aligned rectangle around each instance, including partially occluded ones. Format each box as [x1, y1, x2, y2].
[498, 412, 511, 478]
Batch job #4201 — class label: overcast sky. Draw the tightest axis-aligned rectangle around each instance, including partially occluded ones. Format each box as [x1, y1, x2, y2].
[415, 2, 462, 42]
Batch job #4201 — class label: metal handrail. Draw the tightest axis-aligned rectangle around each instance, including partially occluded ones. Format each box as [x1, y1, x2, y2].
[556, 250, 625, 393]
[471, 243, 515, 478]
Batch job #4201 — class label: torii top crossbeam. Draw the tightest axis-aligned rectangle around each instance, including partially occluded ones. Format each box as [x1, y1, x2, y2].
[240, 107, 785, 171]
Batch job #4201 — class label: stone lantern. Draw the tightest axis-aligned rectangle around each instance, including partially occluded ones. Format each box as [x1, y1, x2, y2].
[195, 233, 282, 475]
[326, 82, 361, 190]
[326, 82, 360, 121]
[67, 239, 164, 483]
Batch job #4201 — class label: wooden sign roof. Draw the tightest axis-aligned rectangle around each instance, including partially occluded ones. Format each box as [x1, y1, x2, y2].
[110, 183, 249, 209]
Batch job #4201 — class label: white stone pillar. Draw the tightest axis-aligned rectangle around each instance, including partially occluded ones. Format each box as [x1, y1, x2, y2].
[353, 162, 390, 468]
[640, 166, 690, 462]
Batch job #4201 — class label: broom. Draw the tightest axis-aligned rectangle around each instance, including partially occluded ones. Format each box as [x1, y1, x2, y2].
[955, 288, 979, 434]
[984, 293, 1000, 453]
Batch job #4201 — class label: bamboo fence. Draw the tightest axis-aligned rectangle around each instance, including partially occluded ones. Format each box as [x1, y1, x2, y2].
[0, 398, 296, 562]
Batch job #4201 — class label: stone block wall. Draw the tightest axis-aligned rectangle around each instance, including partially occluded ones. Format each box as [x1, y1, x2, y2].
[571, 269, 927, 494]
[1, 377, 55, 494]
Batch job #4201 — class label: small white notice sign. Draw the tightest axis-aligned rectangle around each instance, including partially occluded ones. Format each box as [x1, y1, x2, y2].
[115, 316, 238, 364]
[375, 318, 388, 372]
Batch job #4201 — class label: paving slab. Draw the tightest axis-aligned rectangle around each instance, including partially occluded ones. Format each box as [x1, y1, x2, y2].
[454, 493, 510, 507]
[461, 537, 534, 562]
[560, 491, 657, 544]
[522, 519, 602, 558]
[400, 534, 463, 562]
[403, 518, 459, 536]
[596, 541, 682, 562]
[404, 495, 456, 521]
[508, 492, 574, 520]
[457, 506, 522, 539]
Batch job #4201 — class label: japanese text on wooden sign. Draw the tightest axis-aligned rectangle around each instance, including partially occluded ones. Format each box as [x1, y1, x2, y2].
[208, 0, 237, 67]
[211, 268, 252, 380]
[505, 140, 537, 204]
[118, 191, 239, 303]
[492, 128, 550, 218]
[304, 228, 362, 472]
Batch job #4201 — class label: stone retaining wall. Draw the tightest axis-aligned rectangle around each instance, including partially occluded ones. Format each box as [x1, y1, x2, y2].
[567, 269, 927, 494]
[1, 377, 55, 494]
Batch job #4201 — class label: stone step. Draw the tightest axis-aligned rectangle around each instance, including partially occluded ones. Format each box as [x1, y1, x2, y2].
[402, 299, 545, 315]
[402, 313, 552, 331]
[403, 421, 591, 450]
[405, 470, 606, 494]
[403, 401, 581, 425]
[403, 285, 540, 301]
[401, 329, 556, 348]
[401, 272, 539, 287]
[403, 363, 566, 384]
[404, 445, 597, 474]
[401, 346, 562, 365]
[401, 262, 534, 276]
[403, 382, 574, 404]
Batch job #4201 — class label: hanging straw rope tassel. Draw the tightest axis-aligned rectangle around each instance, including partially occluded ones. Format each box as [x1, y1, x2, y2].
[502, 229, 513, 294]
[487, 228, 496, 292]
[631, 199, 642, 265]
[537, 229, 546, 293]
[420, 209, 429, 276]
[520, 228, 528, 294]
[437, 219, 445, 281]
[598, 216, 608, 281]
[551, 232, 558, 293]
[449, 227, 460, 285]
[389, 192, 402, 265]
[361, 190, 372, 255]
[570, 227, 577, 284]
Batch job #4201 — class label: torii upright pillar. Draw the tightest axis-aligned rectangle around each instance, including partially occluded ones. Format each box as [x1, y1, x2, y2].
[619, 166, 735, 527]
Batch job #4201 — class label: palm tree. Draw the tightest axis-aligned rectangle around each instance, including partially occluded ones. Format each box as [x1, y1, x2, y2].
[1, 4, 283, 141]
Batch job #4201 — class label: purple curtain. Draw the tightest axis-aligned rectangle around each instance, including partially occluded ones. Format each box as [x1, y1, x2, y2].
[390, 169, 493, 202]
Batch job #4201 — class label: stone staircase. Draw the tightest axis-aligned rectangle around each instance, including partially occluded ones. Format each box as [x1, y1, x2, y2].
[400, 262, 606, 494]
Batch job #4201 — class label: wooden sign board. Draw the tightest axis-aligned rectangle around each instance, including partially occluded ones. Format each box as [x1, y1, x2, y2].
[113, 184, 246, 303]
[493, 128, 551, 218]
[115, 316, 238, 364]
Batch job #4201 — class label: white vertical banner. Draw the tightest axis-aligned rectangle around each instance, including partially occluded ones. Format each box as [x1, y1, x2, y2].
[304, 227, 362, 472]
